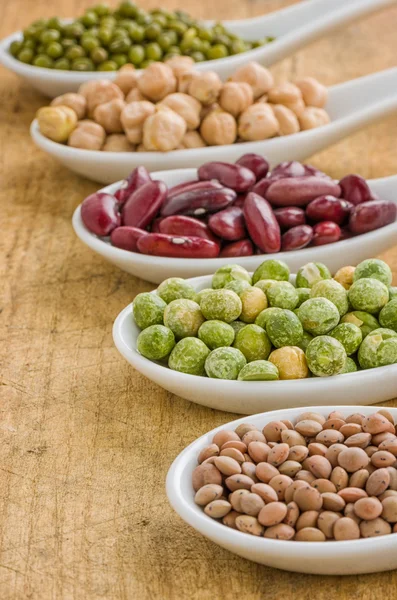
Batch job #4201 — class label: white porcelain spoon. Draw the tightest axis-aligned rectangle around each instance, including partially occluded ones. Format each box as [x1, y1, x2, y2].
[1, 0, 395, 97]
[33, 67, 397, 184]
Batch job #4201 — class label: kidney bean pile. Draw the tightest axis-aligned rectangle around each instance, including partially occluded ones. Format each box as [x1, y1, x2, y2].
[80, 155, 397, 258]
[192, 409, 397, 541]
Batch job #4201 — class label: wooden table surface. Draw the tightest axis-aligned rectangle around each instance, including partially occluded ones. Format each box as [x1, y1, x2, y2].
[1, 0, 397, 598]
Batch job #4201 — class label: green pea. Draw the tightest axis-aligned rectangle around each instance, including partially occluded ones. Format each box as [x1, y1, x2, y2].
[157, 277, 197, 304]
[100, 16, 117, 28]
[230, 321, 247, 335]
[145, 42, 162, 61]
[252, 39, 267, 48]
[296, 262, 331, 288]
[200, 289, 242, 323]
[81, 35, 100, 53]
[389, 286, 397, 301]
[230, 39, 248, 54]
[330, 323, 362, 355]
[266, 309, 303, 349]
[167, 20, 188, 36]
[65, 45, 86, 60]
[212, 264, 251, 289]
[169, 337, 210, 376]
[206, 44, 228, 60]
[255, 307, 283, 329]
[340, 357, 358, 374]
[358, 330, 397, 369]
[266, 281, 299, 310]
[152, 14, 168, 28]
[164, 47, 181, 59]
[97, 59, 118, 71]
[54, 57, 71, 70]
[135, 10, 151, 26]
[46, 41, 63, 58]
[341, 311, 380, 339]
[133, 292, 166, 330]
[310, 279, 349, 316]
[213, 34, 231, 47]
[348, 278, 389, 314]
[9, 40, 23, 56]
[91, 47, 108, 64]
[111, 53, 128, 67]
[353, 258, 392, 287]
[128, 23, 145, 42]
[47, 17, 63, 31]
[238, 360, 279, 381]
[23, 26, 39, 40]
[253, 259, 290, 284]
[233, 324, 272, 362]
[72, 57, 95, 71]
[298, 298, 340, 336]
[198, 320, 235, 350]
[94, 4, 111, 17]
[379, 299, 397, 332]
[306, 336, 347, 377]
[119, 1, 139, 18]
[109, 37, 131, 53]
[128, 45, 145, 65]
[198, 27, 214, 42]
[62, 38, 75, 49]
[297, 331, 314, 353]
[33, 54, 54, 68]
[17, 48, 34, 63]
[98, 28, 113, 45]
[36, 44, 46, 54]
[81, 11, 99, 27]
[64, 22, 85, 38]
[205, 347, 246, 380]
[137, 324, 175, 361]
[140, 59, 154, 68]
[145, 22, 162, 40]
[157, 32, 174, 51]
[22, 39, 36, 50]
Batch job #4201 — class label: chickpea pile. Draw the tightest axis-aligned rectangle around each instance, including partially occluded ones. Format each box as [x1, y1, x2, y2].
[193, 410, 397, 541]
[35, 59, 330, 152]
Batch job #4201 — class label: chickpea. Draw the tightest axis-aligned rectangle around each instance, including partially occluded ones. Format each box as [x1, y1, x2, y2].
[295, 77, 328, 108]
[238, 103, 279, 141]
[94, 98, 125, 134]
[299, 107, 330, 130]
[200, 102, 219, 122]
[219, 82, 253, 117]
[120, 101, 156, 144]
[334, 266, 356, 290]
[113, 64, 139, 96]
[137, 62, 177, 102]
[268, 82, 302, 105]
[272, 104, 300, 136]
[136, 143, 147, 152]
[200, 109, 237, 146]
[269, 346, 309, 380]
[68, 120, 106, 151]
[50, 93, 86, 120]
[177, 71, 195, 94]
[166, 55, 195, 78]
[80, 80, 124, 117]
[158, 93, 201, 130]
[256, 94, 268, 104]
[230, 62, 274, 99]
[284, 98, 306, 118]
[37, 105, 77, 143]
[102, 134, 135, 152]
[188, 71, 223, 106]
[126, 87, 147, 103]
[143, 106, 187, 152]
[178, 130, 207, 149]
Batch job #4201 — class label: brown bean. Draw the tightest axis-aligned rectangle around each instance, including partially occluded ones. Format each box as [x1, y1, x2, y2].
[365, 445, 378, 458]
[339, 423, 362, 438]
[344, 433, 372, 448]
[192, 463, 222, 491]
[308, 443, 328, 457]
[295, 420, 323, 437]
[297, 412, 326, 425]
[330, 466, 349, 491]
[354, 497, 382, 520]
[334, 517, 360, 540]
[230, 489, 250, 512]
[322, 492, 346, 512]
[296, 511, 320, 531]
[225, 474, 254, 491]
[256, 462, 279, 483]
[198, 444, 219, 464]
[311, 479, 337, 494]
[243, 430, 267, 445]
[235, 515, 264, 536]
[328, 411, 346, 421]
[323, 418, 345, 431]
[325, 444, 346, 467]
[371, 451, 396, 468]
[214, 456, 242, 476]
[316, 430, 344, 447]
[295, 527, 326, 542]
[264, 524, 295, 540]
[251, 482, 279, 504]
[221, 440, 248, 453]
[381, 496, 397, 522]
[281, 419, 295, 430]
[349, 200, 397, 234]
[258, 502, 288, 526]
[222, 510, 240, 529]
[318, 511, 341, 539]
[281, 429, 306, 447]
[220, 448, 245, 463]
[379, 490, 397, 501]
[305, 455, 332, 479]
[194, 484, 224, 506]
[282, 480, 309, 504]
[377, 409, 395, 424]
[338, 487, 368, 503]
[338, 448, 369, 472]
[235, 423, 258, 439]
[284, 501, 300, 528]
[362, 413, 391, 435]
[345, 413, 365, 425]
[365, 469, 390, 496]
[268, 443, 290, 467]
[241, 462, 258, 482]
[387, 467, 397, 490]
[269, 475, 293, 501]
[288, 445, 309, 462]
[240, 492, 266, 517]
[294, 486, 323, 511]
[247, 441, 270, 463]
[262, 421, 288, 442]
[371, 432, 396, 446]
[360, 517, 392, 538]
[279, 461, 302, 478]
[295, 470, 316, 484]
[244, 192, 281, 253]
[204, 500, 232, 518]
[349, 469, 369, 489]
[344, 502, 361, 525]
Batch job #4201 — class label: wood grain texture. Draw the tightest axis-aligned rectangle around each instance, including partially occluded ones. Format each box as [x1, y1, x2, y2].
[1, 1, 397, 598]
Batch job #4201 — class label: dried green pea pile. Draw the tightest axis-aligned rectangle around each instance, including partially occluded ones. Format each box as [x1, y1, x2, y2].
[193, 409, 397, 541]
[132, 257, 397, 380]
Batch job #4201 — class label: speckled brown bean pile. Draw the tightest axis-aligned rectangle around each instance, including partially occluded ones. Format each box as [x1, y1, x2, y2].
[192, 410, 397, 541]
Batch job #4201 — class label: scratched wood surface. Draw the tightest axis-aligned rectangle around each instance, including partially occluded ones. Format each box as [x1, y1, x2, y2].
[1, 0, 397, 598]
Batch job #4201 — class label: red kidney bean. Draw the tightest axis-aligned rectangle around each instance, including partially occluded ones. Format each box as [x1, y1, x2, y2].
[110, 226, 147, 251]
[151, 217, 162, 233]
[158, 215, 218, 242]
[236, 154, 269, 181]
[274, 207, 306, 230]
[251, 177, 275, 199]
[266, 177, 342, 207]
[234, 194, 247, 208]
[161, 184, 236, 217]
[137, 233, 220, 258]
[271, 161, 329, 179]
[339, 174, 372, 206]
[243, 192, 281, 253]
[81, 192, 121, 236]
[349, 200, 397, 234]
[340, 228, 354, 241]
[312, 221, 342, 246]
[114, 166, 151, 204]
[220, 239, 254, 257]
[306, 195, 352, 225]
[122, 181, 167, 229]
[208, 206, 246, 241]
[167, 179, 205, 200]
[198, 162, 256, 192]
[281, 225, 313, 251]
